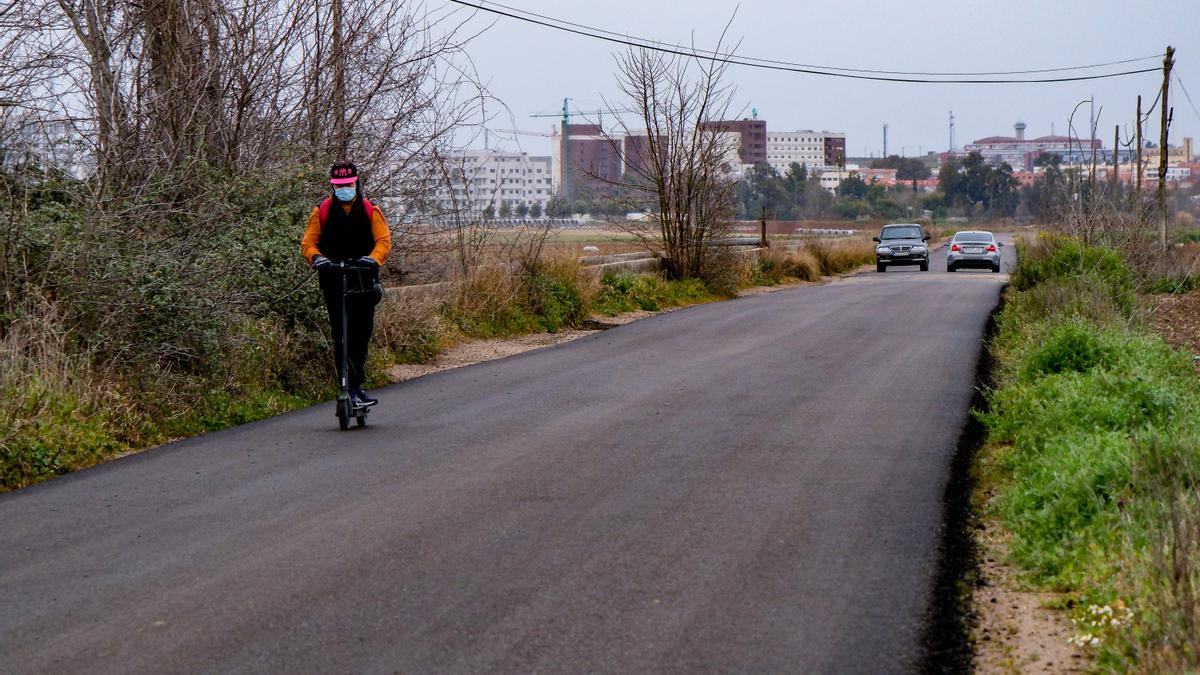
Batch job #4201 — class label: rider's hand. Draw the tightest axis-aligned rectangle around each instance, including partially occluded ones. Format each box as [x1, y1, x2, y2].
[357, 256, 379, 269]
[312, 255, 333, 270]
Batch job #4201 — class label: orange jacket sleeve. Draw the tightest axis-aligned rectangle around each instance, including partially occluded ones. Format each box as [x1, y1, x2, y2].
[299, 203, 391, 265]
[300, 206, 322, 264]
[368, 204, 391, 265]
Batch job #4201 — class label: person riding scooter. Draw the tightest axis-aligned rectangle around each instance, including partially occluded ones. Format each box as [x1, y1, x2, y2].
[301, 161, 391, 407]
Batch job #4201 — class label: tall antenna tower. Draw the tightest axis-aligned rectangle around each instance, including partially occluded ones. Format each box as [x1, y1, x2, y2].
[948, 110, 955, 153]
[883, 124, 889, 157]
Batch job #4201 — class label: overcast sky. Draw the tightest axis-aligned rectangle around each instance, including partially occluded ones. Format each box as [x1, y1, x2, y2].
[454, 0, 1200, 159]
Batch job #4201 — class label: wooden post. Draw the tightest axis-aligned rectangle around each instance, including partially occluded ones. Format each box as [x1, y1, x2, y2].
[1136, 95, 1143, 196]
[1159, 45, 1175, 250]
[1112, 125, 1120, 191]
[760, 206, 768, 247]
[1089, 104, 1098, 193]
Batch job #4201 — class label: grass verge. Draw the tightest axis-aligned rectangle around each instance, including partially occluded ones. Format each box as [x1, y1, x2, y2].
[976, 232, 1200, 670]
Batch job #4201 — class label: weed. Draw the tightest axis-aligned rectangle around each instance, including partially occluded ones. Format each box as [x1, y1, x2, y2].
[805, 238, 875, 276]
[592, 271, 711, 316]
[979, 233, 1200, 668]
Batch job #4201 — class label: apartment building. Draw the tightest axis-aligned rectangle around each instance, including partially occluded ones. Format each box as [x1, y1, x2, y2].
[765, 130, 846, 174]
[431, 150, 554, 214]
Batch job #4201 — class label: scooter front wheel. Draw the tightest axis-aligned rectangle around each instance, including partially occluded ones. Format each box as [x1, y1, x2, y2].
[336, 398, 351, 431]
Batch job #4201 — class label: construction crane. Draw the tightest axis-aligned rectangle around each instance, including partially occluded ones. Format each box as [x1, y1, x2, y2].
[484, 127, 556, 150]
[530, 98, 638, 199]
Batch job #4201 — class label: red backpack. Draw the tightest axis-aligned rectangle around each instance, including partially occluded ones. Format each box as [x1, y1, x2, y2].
[318, 197, 374, 226]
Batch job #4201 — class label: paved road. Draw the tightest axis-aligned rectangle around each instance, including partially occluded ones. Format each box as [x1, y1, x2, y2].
[1, 240, 1012, 674]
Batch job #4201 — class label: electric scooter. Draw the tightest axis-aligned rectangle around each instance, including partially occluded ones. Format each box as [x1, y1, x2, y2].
[328, 259, 378, 431]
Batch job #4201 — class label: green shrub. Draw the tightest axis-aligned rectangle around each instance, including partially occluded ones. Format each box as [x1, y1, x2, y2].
[592, 271, 712, 316]
[998, 272, 1131, 328]
[0, 378, 128, 490]
[994, 430, 1134, 585]
[1144, 274, 1200, 294]
[530, 274, 586, 333]
[1010, 233, 1134, 307]
[1021, 319, 1119, 379]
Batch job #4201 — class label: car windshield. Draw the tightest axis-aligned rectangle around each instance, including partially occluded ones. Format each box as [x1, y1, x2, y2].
[881, 226, 922, 240]
[954, 232, 994, 243]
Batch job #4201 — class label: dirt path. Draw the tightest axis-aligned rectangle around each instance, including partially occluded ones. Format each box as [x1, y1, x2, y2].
[973, 518, 1089, 673]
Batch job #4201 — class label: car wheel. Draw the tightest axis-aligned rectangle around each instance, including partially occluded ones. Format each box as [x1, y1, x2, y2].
[919, 261, 929, 272]
[876, 263, 886, 273]
[947, 264, 955, 273]
[993, 264, 1001, 273]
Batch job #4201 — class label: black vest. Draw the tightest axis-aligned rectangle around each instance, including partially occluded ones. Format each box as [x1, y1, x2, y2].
[318, 197, 375, 261]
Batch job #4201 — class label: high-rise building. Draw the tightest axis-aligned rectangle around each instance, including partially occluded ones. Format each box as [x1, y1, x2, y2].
[622, 132, 665, 178]
[698, 118, 766, 165]
[553, 123, 622, 199]
[764, 130, 846, 174]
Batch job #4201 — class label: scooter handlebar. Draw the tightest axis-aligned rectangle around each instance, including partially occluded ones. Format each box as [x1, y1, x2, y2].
[326, 258, 378, 270]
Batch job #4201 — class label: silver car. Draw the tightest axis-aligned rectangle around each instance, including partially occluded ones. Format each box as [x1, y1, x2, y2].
[947, 230, 1002, 273]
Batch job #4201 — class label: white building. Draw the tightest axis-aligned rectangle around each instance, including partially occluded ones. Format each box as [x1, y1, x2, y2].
[0, 117, 92, 178]
[431, 149, 555, 215]
[765, 130, 845, 175]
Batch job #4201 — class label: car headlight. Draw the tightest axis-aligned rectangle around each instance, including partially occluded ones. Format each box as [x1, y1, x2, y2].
[912, 245, 927, 253]
[875, 246, 891, 253]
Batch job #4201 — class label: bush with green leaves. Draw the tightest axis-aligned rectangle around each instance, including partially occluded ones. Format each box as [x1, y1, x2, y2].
[1009, 233, 1134, 308]
[591, 271, 711, 316]
[980, 233, 1200, 667]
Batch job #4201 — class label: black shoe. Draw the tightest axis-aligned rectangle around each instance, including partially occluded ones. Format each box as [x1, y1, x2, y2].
[351, 388, 378, 406]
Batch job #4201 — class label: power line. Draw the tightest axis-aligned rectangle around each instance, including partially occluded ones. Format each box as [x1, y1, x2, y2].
[450, 0, 1161, 84]
[1174, 71, 1200, 127]
[475, 0, 1161, 78]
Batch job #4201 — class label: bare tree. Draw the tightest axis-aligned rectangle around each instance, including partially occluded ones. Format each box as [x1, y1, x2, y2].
[596, 39, 740, 280]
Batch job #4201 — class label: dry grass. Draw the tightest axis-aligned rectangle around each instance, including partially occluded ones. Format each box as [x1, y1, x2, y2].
[373, 293, 447, 365]
[754, 247, 821, 285]
[0, 298, 138, 489]
[804, 237, 876, 275]
[1116, 434, 1200, 672]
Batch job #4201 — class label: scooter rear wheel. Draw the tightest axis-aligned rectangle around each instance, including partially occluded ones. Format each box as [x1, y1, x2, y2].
[356, 413, 367, 428]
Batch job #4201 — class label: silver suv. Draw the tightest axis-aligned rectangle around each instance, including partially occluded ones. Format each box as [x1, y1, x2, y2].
[947, 230, 1002, 273]
[873, 223, 931, 273]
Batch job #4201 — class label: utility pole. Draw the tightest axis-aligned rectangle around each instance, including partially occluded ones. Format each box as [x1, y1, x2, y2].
[948, 111, 954, 153]
[883, 124, 888, 157]
[1089, 98, 1098, 192]
[1089, 96, 1096, 148]
[1158, 45, 1175, 251]
[1136, 95, 1143, 195]
[1112, 125, 1120, 191]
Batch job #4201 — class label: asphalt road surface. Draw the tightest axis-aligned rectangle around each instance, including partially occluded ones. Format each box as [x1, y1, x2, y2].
[1, 238, 1014, 674]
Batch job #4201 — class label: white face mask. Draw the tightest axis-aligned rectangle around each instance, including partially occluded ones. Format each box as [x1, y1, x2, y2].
[334, 186, 356, 202]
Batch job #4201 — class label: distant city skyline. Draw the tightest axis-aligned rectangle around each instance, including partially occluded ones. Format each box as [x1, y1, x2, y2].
[457, 0, 1199, 159]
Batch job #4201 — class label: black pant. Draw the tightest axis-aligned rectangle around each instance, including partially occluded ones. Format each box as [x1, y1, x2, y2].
[319, 269, 379, 391]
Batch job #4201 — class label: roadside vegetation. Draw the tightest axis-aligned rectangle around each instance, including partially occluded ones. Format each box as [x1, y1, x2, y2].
[2, 201, 874, 493]
[977, 232, 1200, 670]
[1, 11, 880, 492]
